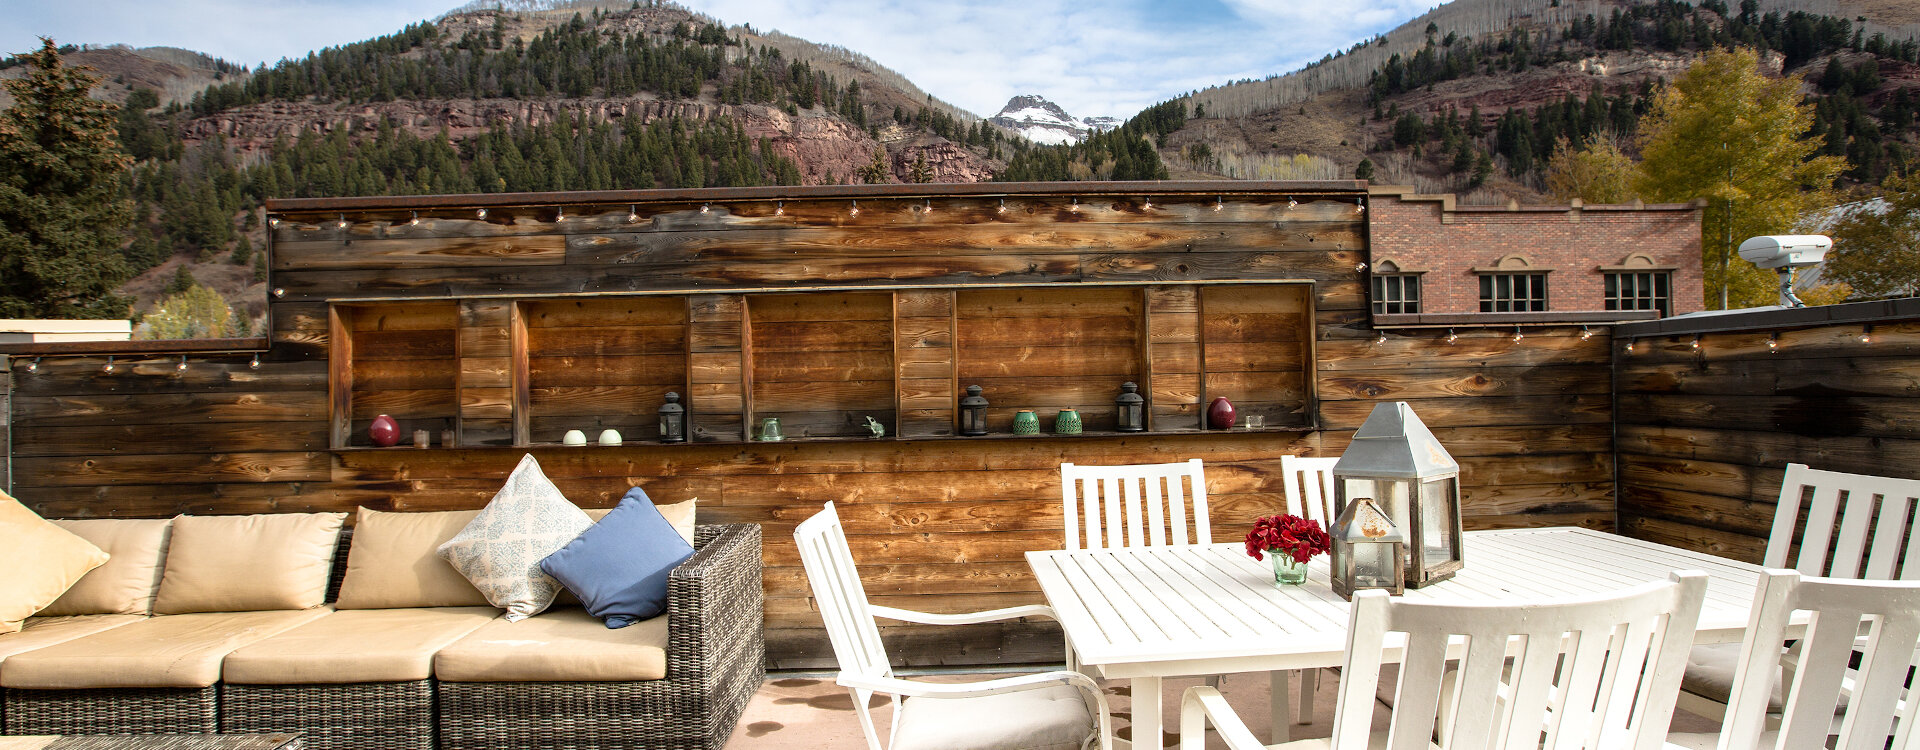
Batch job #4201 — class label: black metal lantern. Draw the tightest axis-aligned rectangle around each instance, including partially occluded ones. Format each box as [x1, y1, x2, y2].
[1332, 402, 1465, 589]
[658, 391, 686, 443]
[1115, 382, 1146, 432]
[1329, 496, 1406, 600]
[960, 385, 989, 436]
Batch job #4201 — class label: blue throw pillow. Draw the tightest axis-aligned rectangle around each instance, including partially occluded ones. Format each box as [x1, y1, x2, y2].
[539, 487, 696, 629]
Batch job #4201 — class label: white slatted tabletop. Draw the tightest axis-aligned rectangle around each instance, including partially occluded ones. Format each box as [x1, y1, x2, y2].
[1026, 527, 1771, 749]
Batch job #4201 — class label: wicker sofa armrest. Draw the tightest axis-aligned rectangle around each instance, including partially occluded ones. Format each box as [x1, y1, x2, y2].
[668, 523, 765, 686]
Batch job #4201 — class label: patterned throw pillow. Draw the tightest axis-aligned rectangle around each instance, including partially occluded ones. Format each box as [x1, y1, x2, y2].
[436, 454, 593, 621]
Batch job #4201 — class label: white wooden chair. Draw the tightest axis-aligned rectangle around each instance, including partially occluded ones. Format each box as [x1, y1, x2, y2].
[1060, 459, 1211, 550]
[1180, 571, 1709, 750]
[1666, 570, 1920, 750]
[1275, 455, 1341, 729]
[795, 502, 1112, 750]
[1679, 463, 1920, 721]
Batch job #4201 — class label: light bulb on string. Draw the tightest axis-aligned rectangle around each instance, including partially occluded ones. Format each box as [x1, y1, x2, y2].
[997, 198, 1006, 214]
[1625, 338, 1637, 353]
[407, 211, 420, 227]
[1213, 196, 1223, 212]
[25, 357, 39, 373]
[774, 201, 784, 216]
[626, 205, 639, 223]
[1690, 335, 1701, 351]
[1374, 331, 1388, 345]
[250, 354, 262, 370]
[1512, 326, 1525, 343]
[1767, 333, 1780, 352]
[1444, 329, 1458, 344]
[1287, 197, 1297, 210]
[102, 356, 115, 374]
[1579, 326, 1594, 341]
[476, 208, 488, 219]
[1860, 325, 1874, 344]
[849, 200, 860, 217]
[177, 355, 189, 372]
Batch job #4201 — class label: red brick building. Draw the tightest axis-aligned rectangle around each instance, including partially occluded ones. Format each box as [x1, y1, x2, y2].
[1366, 186, 1704, 327]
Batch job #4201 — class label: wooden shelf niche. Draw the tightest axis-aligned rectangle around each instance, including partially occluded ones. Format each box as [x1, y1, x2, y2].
[1199, 284, 1316, 429]
[516, 297, 689, 445]
[956, 287, 1143, 434]
[330, 301, 459, 449]
[747, 292, 896, 440]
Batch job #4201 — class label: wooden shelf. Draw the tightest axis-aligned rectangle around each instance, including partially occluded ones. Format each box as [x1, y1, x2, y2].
[329, 301, 459, 450]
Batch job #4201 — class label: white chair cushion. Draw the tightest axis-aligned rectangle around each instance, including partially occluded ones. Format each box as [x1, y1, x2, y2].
[1681, 642, 1788, 712]
[890, 683, 1094, 750]
[1273, 738, 1440, 750]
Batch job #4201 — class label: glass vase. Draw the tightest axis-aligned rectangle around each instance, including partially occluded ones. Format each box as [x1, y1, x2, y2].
[1269, 552, 1308, 585]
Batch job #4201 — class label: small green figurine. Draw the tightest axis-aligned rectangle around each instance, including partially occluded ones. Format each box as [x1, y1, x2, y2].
[864, 416, 885, 438]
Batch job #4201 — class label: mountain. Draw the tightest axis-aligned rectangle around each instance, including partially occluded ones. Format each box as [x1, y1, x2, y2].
[988, 94, 1111, 145]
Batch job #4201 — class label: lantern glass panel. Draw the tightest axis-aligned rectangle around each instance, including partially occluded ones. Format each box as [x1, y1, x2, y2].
[1350, 542, 1398, 590]
[1347, 477, 1413, 531]
[1418, 478, 1456, 563]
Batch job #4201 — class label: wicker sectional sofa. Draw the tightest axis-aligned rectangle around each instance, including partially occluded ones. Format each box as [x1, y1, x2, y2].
[0, 513, 764, 750]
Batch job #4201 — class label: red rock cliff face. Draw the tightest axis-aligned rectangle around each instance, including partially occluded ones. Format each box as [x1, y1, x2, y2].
[180, 97, 998, 185]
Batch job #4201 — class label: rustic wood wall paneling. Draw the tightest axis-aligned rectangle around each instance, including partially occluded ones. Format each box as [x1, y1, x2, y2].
[1146, 285, 1202, 430]
[687, 294, 747, 443]
[747, 292, 895, 440]
[1200, 285, 1314, 429]
[894, 289, 955, 438]
[521, 297, 688, 444]
[458, 300, 513, 446]
[955, 287, 1143, 434]
[1613, 320, 1920, 563]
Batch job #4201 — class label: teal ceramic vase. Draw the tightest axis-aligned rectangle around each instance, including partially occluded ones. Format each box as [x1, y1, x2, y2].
[1012, 410, 1040, 435]
[1054, 408, 1082, 435]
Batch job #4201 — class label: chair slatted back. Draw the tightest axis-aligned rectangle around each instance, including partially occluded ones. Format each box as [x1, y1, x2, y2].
[1061, 459, 1209, 550]
[1765, 463, 1920, 580]
[794, 502, 893, 684]
[1281, 455, 1341, 527]
[1718, 571, 1920, 750]
[1331, 572, 1708, 750]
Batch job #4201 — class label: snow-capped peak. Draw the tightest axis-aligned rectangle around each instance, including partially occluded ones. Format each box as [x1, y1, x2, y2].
[988, 94, 1112, 145]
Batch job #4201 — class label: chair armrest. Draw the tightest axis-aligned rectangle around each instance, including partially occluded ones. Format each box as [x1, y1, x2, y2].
[868, 604, 1057, 626]
[1180, 686, 1267, 750]
[665, 524, 764, 683]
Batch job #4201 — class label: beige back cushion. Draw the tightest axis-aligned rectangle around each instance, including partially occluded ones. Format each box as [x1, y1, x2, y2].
[583, 497, 697, 546]
[152, 513, 346, 614]
[335, 509, 490, 610]
[41, 519, 173, 616]
[0, 491, 109, 633]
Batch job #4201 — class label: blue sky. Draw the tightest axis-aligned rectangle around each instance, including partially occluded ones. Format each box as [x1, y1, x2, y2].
[3, 0, 1442, 119]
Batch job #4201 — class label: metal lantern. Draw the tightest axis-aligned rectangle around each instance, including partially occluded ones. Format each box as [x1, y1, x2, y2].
[960, 385, 989, 436]
[657, 391, 686, 443]
[1115, 382, 1146, 432]
[1332, 402, 1465, 588]
[1329, 497, 1406, 599]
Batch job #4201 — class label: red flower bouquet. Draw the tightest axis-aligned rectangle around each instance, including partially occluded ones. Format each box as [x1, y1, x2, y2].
[1244, 514, 1331, 564]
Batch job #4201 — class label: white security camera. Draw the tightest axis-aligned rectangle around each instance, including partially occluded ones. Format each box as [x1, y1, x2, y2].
[1737, 235, 1831, 270]
[1737, 235, 1831, 307]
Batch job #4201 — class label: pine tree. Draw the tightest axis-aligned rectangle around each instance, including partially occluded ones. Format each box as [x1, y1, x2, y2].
[0, 39, 135, 319]
[230, 235, 254, 265]
[1355, 158, 1375, 180]
[908, 152, 932, 183]
[165, 264, 196, 296]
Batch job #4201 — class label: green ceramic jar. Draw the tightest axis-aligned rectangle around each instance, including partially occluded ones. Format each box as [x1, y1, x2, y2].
[1054, 408, 1082, 435]
[1012, 410, 1040, 435]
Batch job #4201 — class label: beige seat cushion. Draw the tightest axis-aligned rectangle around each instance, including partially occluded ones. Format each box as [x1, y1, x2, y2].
[0, 615, 145, 665]
[891, 683, 1095, 750]
[434, 606, 666, 682]
[335, 509, 489, 609]
[153, 513, 346, 615]
[0, 491, 109, 633]
[2, 608, 331, 689]
[0, 737, 59, 750]
[224, 606, 501, 684]
[42, 518, 172, 616]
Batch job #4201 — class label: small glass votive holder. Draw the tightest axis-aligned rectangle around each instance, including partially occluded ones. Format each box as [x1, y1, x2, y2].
[1244, 414, 1265, 430]
[413, 429, 431, 448]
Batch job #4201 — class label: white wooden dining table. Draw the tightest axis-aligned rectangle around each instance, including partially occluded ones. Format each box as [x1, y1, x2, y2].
[1025, 526, 1775, 750]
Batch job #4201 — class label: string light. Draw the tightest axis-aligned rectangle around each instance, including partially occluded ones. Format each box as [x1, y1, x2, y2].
[1355, 200, 1366, 214]
[1625, 338, 1637, 353]
[1287, 197, 1298, 210]
[1860, 325, 1874, 344]
[24, 357, 39, 373]
[1070, 197, 1080, 212]
[849, 200, 860, 217]
[1141, 198, 1152, 210]
[1444, 329, 1458, 344]
[267, 217, 280, 228]
[699, 203, 710, 214]
[1512, 326, 1525, 343]
[1766, 332, 1780, 352]
[1213, 196, 1224, 212]
[272, 288, 286, 298]
[1355, 262, 1368, 273]
[1579, 325, 1594, 341]
[1374, 331, 1388, 345]
[997, 198, 1007, 214]
[1690, 335, 1701, 351]
[555, 207, 566, 221]
[626, 205, 639, 223]
[407, 211, 420, 226]
[923, 199, 933, 214]
[336, 214, 348, 229]
[476, 208, 488, 219]
[102, 356, 115, 374]
[177, 355, 189, 372]
[250, 354, 262, 370]
[774, 201, 784, 216]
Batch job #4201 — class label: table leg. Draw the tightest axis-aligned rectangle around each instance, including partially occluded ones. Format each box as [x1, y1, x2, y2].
[1129, 675, 1163, 750]
[1270, 670, 1292, 744]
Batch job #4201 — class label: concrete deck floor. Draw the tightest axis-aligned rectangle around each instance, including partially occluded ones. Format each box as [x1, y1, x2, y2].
[725, 669, 1722, 749]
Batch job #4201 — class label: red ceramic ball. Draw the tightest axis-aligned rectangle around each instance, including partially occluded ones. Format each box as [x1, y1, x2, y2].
[369, 414, 401, 447]
[1207, 397, 1236, 430]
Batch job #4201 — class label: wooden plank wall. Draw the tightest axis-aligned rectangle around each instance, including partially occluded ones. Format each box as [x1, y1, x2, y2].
[522, 297, 688, 444]
[5, 190, 1623, 668]
[1614, 319, 1920, 562]
[748, 292, 895, 439]
[955, 287, 1142, 433]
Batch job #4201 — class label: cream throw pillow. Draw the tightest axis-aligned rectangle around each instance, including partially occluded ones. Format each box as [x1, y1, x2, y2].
[335, 508, 491, 610]
[152, 512, 347, 614]
[0, 491, 109, 633]
[436, 454, 593, 621]
[585, 496, 696, 545]
[42, 518, 172, 616]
